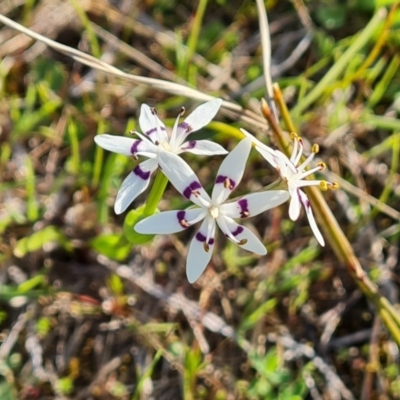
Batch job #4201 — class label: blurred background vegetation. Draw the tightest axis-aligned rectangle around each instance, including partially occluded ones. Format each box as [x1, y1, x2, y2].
[0, 0, 400, 399]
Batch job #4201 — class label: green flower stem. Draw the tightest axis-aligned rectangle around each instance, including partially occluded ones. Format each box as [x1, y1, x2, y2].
[264, 93, 400, 346]
[143, 171, 169, 217]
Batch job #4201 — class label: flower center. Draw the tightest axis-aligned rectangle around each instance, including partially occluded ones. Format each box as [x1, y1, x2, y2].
[209, 205, 219, 219]
[160, 140, 172, 152]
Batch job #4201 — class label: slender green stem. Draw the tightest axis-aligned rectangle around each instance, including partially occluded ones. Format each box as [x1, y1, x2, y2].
[143, 171, 169, 217]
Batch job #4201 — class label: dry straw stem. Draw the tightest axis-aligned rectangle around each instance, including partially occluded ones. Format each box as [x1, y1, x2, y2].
[255, 0, 278, 120]
[0, 13, 270, 131]
[266, 88, 400, 346]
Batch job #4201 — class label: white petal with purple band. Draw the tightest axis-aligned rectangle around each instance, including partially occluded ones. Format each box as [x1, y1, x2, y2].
[136, 137, 290, 283]
[244, 130, 336, 246]
[114, 158, 158, 214]
[94, 99, 225, 213]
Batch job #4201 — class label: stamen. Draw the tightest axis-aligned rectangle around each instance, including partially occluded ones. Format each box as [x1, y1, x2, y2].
[319, 181, 329, 191]
[151, 107, 157, 115]
[180, 107, 185, 117]
[224, 177, 234, 190]
[317, 162, 326, 171]
[293, 137, 304, 166]
[203, 243, 210, 252]
[290, 132, 298, 140]
[216, 175, 236, 190]
[183, 181, 203, 199]
[238, 239, 248, 245]
[180, 219, 190, 228]
[330, 182, 339, 190]
[311, 144, 319, 154]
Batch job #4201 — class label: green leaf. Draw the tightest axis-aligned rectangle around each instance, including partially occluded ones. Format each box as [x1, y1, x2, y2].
[0, 381, 17, 400]
[14, 226, 71, 257]
[239, 299, 277, 331]
[90, 234, 131, 261]
[123, 206, 155, 245]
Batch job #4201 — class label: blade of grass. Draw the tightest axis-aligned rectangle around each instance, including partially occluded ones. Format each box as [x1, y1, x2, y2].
[66, 119, 80, 175]
[24, 155, 39, 222]
[293, 8, 387, 116]
[184, 0, 209, 79]
[131, 349, 163, 400]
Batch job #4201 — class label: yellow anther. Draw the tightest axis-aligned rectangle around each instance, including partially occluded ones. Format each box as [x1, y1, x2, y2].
[330, 182, 339, 190]
[203, 243, 210, 252]
[311, 144, 319, 154]
[319, 181, 328, 191]
[290, 132, 298, 140]
[317, 162, 326, 171]
[238, 239, 248, 245]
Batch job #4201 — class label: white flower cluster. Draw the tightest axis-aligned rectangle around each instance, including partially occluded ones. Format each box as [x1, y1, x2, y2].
[95, 99, 337, 283]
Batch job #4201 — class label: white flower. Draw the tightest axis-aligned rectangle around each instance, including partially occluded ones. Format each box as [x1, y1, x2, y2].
[135, 138, 289, 283]
[94, 99, 227, 214]
[242, 129, 338, 246]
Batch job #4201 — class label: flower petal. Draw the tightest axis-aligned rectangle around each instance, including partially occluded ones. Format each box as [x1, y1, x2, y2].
[220, 190, 289, 218]
[139, 104, 168, 143]
[158, 151, 211, 207]
[179, 139, 228, 155]
[135, 208, 205, 234]
[186, 217, 215, 283]
[94, 134, 140, 156]
[217, 216, 267, 255]
[288, 188, 301, 221]
[176, 98, 222, 140]
[212, 138, 251, 204]
[299, 190, 325, 246]
[114, 159, 158, 214]
[241, 129, 278, 168]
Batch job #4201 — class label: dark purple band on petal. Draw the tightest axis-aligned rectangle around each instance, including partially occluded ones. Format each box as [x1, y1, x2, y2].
[215, 175, 236, 190]
[182, 140, 196, 150]
[145, 127, 166, 136]
[231, 226, 244, 237]
[238, 199, 249, 218]
[178, 121, 192, 133]
[177, 210, 188, 228]
[131, 141, 141, 155]
[297, 188, 310, 209]
[177, 210, 186, 220]
[133, 165, 150, 180]
[195, 231, 214, 245]
[183, 181, 202, 199]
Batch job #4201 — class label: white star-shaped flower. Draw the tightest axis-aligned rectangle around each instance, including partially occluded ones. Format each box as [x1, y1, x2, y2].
[242, 129, 338, 246]
[135, 138, 289, 283]
[94, 99, 227, 214]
